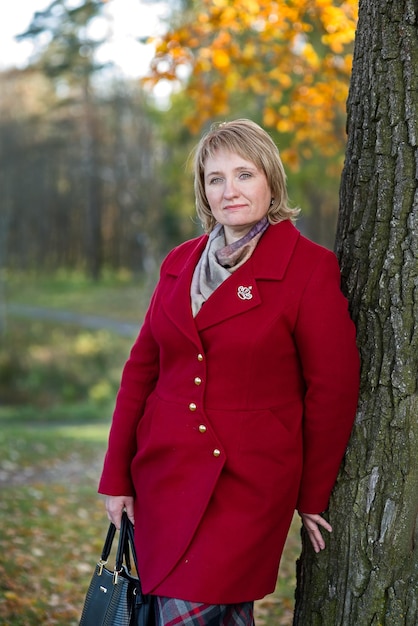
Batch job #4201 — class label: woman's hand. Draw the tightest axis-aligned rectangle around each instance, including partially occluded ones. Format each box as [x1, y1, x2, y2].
[300, 512, 332, 553]
[105, 495, 135, 529]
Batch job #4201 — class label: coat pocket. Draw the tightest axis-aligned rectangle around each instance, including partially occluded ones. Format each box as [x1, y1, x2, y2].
[238, 406, 302, 463]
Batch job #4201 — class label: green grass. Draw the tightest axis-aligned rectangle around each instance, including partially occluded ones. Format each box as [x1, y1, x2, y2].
[3, 269, 153, 322]
[0, 422, 109, 476]
[0, 420, 110, 626]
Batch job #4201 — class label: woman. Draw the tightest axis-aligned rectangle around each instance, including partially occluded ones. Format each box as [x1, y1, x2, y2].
[99, 119, 360, 625]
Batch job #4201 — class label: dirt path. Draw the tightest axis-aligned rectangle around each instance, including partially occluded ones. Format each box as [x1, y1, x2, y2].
[0, 449, 104, 486]
[7, 303, 139, 336]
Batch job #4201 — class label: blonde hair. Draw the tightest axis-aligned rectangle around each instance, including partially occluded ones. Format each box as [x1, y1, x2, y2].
[193, 119, 299, 233]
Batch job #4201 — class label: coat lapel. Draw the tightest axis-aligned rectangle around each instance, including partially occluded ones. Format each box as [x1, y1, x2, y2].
[250, 219, 300, 281]
[195, 220, 301, 331]
[161, 221, 301, 338]
[161, 236, 206, 348]
[194, 262, 261, 330]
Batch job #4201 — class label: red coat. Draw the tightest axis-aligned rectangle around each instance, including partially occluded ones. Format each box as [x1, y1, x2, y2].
[99, 220, 360, 603]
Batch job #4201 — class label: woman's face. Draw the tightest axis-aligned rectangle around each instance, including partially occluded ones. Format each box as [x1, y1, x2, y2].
[204, 148, 272, 244]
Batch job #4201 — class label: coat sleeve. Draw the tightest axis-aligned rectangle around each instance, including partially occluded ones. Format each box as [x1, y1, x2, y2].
[294, 250, 360, 513]
[98, 284, 161, 496]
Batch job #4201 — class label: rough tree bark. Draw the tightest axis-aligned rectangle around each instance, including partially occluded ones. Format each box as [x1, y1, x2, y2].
[294, 1, 418, 624]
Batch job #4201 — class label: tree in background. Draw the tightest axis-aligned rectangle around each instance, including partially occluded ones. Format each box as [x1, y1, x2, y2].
[1, 1, 198, 278]
[294, 1, 418, 623]
[18, 0, 109, 280]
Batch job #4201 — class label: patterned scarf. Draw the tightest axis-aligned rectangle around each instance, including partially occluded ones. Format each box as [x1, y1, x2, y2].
[190, 217, 269, 317]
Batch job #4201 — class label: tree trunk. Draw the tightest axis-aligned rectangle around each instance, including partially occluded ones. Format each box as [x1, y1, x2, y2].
[82, 75, 103, 281]
[294, 1, 418, 624]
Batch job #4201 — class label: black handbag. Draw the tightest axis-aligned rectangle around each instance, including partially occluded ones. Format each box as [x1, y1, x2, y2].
[79, 512, 154, 626]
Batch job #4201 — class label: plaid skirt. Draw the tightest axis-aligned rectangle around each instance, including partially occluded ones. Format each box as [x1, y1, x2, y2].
[154, 596, 255, 626]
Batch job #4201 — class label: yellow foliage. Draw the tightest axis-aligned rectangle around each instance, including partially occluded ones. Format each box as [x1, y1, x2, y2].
[212, 48, 231, 70]
[142, 0, 358, 165]
[242, 42, 258, 61]
[263, 107, 278, 127]
[89, 380, 113, 403]
[300, 42, 320, 69]
[243, 0, 263, 14]
[268, 68, 293, 88]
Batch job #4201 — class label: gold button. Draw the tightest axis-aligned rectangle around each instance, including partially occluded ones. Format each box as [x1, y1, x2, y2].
[194, 377, 202, 386]
[189, 403, 197, 411]
[198, 424, 207, 433]
[212, 449, 221, 457]
[197, 353, 204, 361]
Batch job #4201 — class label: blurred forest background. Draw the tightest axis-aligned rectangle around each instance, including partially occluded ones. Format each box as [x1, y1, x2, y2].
[0, 1, 358, 624]
[1, 0, 357, 281]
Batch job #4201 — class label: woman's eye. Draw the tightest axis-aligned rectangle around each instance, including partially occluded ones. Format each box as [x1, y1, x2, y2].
[239, 172, 252, 179]
[209, 177, 222, 184]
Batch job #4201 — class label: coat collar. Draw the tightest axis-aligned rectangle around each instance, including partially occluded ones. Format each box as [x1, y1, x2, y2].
[162, 220, 301, 336]
[166, 220, 300, 280]
[250, 219, 300, 279]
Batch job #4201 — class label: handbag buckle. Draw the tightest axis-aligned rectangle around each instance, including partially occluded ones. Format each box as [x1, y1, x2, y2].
[97, 559, 107, 576]
[113, 567, 123, 585]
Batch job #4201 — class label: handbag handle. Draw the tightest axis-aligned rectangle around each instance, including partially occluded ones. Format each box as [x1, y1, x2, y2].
[97, 518, 117, 575]
[97, 512, 141, 588]
[125, 515, 140, 576]
[124, 514, 146, 596]
[113, 511, 131, 582]
[116, 512, 145, 595]
[97, 512, 134, 578]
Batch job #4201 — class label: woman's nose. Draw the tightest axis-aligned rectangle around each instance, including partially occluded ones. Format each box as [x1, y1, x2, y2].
[223, 178, 238, 197]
